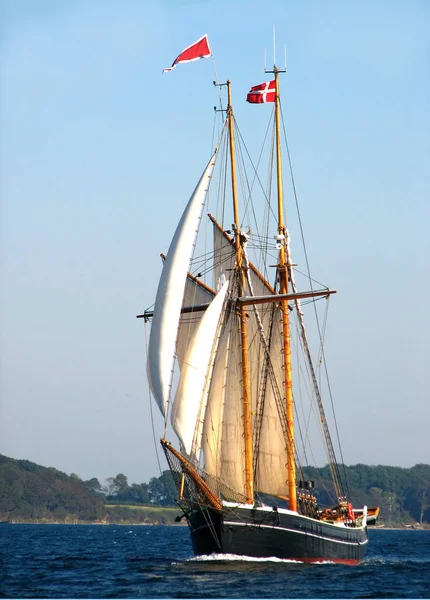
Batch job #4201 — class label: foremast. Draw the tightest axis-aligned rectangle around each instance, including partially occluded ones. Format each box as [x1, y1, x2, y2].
[227, 80, 254, 504]
[273, 66, 297, 512]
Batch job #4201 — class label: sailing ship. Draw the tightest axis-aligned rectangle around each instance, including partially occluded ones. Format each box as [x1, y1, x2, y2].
[140, 64, 373, 564]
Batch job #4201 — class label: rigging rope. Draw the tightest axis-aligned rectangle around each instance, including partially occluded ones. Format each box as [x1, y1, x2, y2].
[144, 321, 178, 507]
[280, 105, 350, 500]
[284, 228, 346, 499]
[241, 244, 304, 487]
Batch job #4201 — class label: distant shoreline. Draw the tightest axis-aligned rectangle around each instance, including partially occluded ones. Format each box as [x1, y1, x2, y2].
[2, 521, 428, 530]
[0, 520, 186, 526]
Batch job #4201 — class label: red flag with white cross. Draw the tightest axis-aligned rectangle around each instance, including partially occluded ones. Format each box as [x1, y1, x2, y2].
[246, 80, 276, 103]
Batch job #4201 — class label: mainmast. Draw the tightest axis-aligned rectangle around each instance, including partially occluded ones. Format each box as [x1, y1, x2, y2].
[226, 80, 254, 503]
[272, 67, 297, 512]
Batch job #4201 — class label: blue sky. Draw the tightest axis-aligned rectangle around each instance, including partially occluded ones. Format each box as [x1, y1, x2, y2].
[1, 0, 429, 486]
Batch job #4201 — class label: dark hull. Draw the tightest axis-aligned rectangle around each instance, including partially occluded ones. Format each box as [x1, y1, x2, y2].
[187, 505, 368, 565]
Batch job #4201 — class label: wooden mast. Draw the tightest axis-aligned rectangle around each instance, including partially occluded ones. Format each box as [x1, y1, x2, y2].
[227, 80, 254, 504]
[274, 67, 297, 512]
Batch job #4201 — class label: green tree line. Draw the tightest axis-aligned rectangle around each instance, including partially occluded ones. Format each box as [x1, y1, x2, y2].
[302, 463, 430, 525]
[1, 454, 429, 524]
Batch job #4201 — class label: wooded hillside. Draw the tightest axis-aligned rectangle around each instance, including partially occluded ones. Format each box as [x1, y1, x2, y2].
[1, 454, 428, 525]
[304, 463, 430, 524]
[0, 454, 105, 522]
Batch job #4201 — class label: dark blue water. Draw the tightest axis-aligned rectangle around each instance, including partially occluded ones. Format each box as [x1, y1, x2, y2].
[1, 524, 429, 598]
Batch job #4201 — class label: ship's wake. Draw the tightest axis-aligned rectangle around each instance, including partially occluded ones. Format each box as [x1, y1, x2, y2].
[187, 553, 336, 564]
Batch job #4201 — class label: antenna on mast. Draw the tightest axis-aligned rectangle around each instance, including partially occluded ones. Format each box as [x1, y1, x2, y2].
[265, 27, 286, 74]
[273, 24, 276, 67]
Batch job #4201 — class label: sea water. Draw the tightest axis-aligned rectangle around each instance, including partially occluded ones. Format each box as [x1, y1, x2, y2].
[1, 524, 429, 598]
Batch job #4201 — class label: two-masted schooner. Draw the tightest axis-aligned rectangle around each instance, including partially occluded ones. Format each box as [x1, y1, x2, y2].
[140, 61, 371, 563]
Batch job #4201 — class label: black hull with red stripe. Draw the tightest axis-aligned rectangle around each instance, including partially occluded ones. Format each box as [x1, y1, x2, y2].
[187, 504, 368, 564]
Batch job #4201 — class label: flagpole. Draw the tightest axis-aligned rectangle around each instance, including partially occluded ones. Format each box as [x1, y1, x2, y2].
[211, 54, 224, 112]
[211, 55, 220, 86]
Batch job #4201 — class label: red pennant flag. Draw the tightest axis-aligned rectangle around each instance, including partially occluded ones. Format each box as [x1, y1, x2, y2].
[163, 34, 212, 73]
[246, 80, 276, 103]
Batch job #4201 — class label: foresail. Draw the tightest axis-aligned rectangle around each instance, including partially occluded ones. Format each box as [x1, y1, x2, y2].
[147, 152, 217, 416]
[171, 280, 229, 456]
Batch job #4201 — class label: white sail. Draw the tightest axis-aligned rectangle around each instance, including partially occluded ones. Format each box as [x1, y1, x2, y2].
[176, 277, 215, 368]
[219, 316, 246, 492]
[202, 223, 245, 487]
[254, 312, 290, 496]
[147, 152, 217, 416]
[202, 222, 290, 496]
[213, 224, 236, 289]
[202, 308, 245, 491]
[201, 311, 231, 479]
[239, 257, 290, 497]
[171, 280, 229, 455]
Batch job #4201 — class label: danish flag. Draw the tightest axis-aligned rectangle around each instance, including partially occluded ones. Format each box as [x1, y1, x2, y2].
[163, 34, 212, 73]
[246, 80, 276, 103]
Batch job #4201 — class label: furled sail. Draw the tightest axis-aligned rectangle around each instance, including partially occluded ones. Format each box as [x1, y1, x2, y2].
[147, 152, 217, 416]
[171, 280, 229, 456]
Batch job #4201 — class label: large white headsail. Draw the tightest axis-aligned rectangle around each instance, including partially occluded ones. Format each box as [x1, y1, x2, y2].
[171, 279, 229, 456]
[147, 152, 217, 416]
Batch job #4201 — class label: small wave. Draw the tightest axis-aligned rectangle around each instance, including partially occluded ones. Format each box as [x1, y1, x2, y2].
[361, 557, 387, 566]
[187, 553, 302, 563]
[361, 556, 430, 567]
